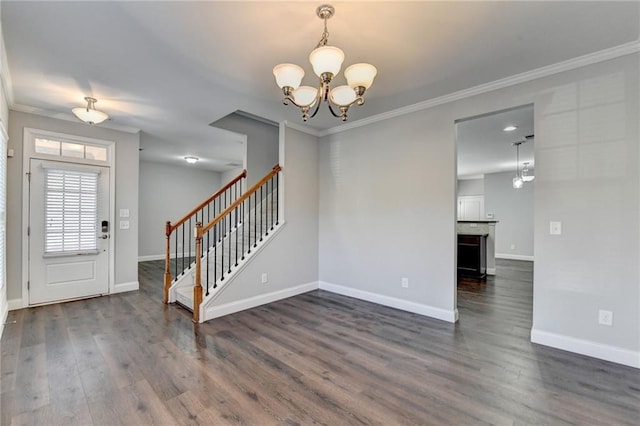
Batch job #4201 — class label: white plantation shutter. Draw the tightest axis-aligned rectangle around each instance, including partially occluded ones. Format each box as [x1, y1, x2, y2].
[45, 168, 99, 254]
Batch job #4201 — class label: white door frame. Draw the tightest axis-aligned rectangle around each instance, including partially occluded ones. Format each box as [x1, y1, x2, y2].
[21, 128, 116, 307]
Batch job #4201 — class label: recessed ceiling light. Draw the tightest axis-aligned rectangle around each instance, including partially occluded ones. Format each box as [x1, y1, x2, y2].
[184, 156, 199, 164]
[503, 125, 518, 132]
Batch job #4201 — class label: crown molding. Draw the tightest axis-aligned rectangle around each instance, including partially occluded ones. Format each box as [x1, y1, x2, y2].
[320, 40, 640, 137]
[283, 120, 322, 137]
[234, 110, 279, 128]
[11, 103, 140, 134]
[1, 33, 15, 107]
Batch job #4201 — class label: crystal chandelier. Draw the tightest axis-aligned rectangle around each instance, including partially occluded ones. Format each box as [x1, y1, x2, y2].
[272, 4, 377, 122]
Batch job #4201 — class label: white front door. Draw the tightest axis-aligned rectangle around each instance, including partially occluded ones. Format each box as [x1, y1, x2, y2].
[29, 159, 110, 305]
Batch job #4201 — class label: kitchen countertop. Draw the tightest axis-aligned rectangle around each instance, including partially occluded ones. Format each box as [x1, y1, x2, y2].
[457, 220, 499, 223]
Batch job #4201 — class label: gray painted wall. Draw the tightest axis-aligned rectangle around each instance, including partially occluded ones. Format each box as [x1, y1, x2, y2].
[319, 108, 457, 318]
[457, 178, 484, 196]
[6, 111, 140, 302]
[319, 53, 639, 364]
[138, 160, 222, 258]
[220, 167, 243, 187]
[484, 171, 534, 257]
[213, 125, 319, 304]
[212, 114, 279, 186]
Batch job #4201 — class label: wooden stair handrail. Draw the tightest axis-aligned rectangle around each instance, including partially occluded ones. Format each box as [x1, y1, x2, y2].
[163, 168, 246, 303]
[198, 165, 281, 237]
[192, 164, 281, 321]
[168, 169, 246, 234]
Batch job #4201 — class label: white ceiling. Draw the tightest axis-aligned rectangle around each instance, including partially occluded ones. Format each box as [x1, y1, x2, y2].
[2, 2, 638, 172]
[457, 105, 534, 179]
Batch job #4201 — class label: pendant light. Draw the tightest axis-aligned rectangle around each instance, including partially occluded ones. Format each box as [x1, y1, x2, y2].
[512, 134, 534, 189]
[512, 141, 524, 189]
[522, 162, 535, 182]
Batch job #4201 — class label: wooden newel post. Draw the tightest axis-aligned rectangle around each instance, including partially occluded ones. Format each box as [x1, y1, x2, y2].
[193, 222, 203, 323]
[163, 221, 172, 304]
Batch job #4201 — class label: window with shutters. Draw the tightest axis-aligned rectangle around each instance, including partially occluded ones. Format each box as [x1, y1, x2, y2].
[45, 168, 99, 254]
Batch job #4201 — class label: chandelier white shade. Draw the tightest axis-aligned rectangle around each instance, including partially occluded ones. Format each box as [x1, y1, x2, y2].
[72, 97, 109, 125]
[345, 63, 377, 89]
[293, 86, 319, 107]
[273, 64, 304, 90]
[272, 4, 377, 122]
[309, 46, 345, 77]
[330, 85, 357, 106]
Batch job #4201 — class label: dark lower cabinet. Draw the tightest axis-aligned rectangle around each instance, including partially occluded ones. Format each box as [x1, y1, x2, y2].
[458, 234, 487, 278]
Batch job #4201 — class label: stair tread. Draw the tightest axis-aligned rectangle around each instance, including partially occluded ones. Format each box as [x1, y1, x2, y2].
[175, 286, 194, 311]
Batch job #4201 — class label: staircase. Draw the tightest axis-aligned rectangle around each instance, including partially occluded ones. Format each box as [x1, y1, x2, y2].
[173, 190, 278, 310]
[164, 165, 282, 323]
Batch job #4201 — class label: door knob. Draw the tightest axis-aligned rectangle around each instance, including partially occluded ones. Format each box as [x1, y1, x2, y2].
[101, 234, 109, 239]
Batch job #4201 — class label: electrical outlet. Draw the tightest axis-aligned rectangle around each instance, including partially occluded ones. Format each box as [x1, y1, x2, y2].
[598, 310, 613, 326]
[510, 244, 516, 250]
[261, 273, 268, 284]
[401, 277, 409, 288]
[550, 221, 562, 235]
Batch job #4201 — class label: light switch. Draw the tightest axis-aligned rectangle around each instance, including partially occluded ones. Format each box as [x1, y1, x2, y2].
[550, 221, 562, 235]
[119, 209, 130, 218]
[119, 221, 130, 230]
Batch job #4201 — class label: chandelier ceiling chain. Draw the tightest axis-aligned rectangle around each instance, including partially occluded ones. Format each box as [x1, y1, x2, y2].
[273, 4, 377, 122]
[316, 5, 331, 48]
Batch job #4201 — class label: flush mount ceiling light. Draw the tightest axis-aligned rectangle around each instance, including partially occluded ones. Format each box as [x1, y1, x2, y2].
[72, 97, 109, 125]
[272, 4, 377, 122]
[184, 156, 199, 164]
[503, 125, 518, 132]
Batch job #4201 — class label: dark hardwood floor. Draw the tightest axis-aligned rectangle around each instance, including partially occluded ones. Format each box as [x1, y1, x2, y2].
[2, 259, 639, 425]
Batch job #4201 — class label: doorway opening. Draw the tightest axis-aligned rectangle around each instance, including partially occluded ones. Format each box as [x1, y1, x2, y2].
[454, 104, 535, 330]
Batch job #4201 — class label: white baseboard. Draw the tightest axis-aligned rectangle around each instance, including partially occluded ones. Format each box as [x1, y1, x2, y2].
[486, 268, 496, 275]
[8, 298, 26, 311]
[112, 281, 139, 294]
[319, 281, 458, 323]
[495, 253, 534, 261]
[531, 328, 639, 369]
[204, 281, 318, 321]
[138, 254, 165, 262]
